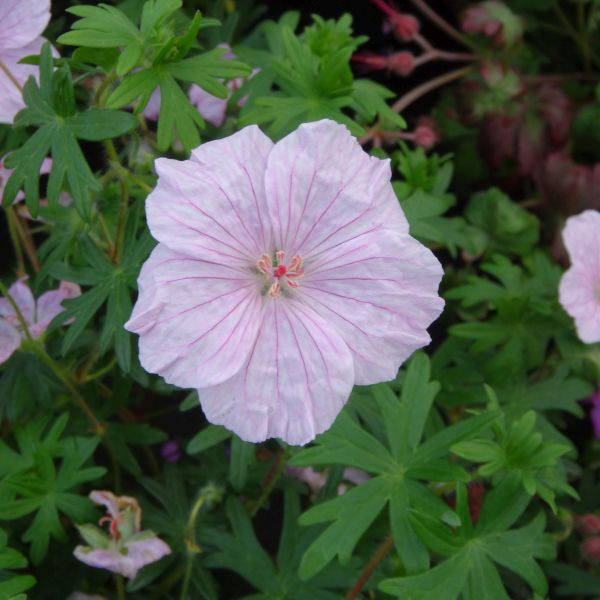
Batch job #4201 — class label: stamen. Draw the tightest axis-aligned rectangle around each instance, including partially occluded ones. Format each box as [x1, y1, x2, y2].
[268, 282, 281, 297]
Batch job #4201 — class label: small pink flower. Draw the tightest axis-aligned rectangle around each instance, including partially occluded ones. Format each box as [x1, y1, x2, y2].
[581, 537, 600, 562]
[126, 119, 444, 445]
[74, 491, 171, 580]
[0, 0, 52, 123]
[558, 210, 600, 344]
[352, 51, 415, 77]
[0, 279, 81, 363]
[413, 117, 441, 150]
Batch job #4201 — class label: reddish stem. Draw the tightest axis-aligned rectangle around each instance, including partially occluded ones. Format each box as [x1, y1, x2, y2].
[345, 534, 394, 600]
[370, 0, 397, 18]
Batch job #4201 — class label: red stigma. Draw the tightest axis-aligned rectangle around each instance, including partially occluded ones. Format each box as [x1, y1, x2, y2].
[274, 265, 287, 278]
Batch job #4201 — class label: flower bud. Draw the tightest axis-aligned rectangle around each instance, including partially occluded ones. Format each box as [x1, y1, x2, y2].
[582, 537, 600, 562]
[389, 52, 415, 77]
[576, 513, 600, 536]
[390, 13, 420, 41]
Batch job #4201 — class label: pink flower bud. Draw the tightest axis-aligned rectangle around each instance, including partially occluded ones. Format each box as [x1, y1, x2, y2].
[389, 51, 415, 76]
[576, 513, 600, 536]
[390, 13, 420, 41]
[582, 537, 600, 562]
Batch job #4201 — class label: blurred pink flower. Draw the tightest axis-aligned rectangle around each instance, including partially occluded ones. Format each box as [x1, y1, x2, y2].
[0, 0, 51, 123]
[558, 210, 600, 344]
[576, 511, 600, 535]
[126, 119, 444, 445]
[0, 278, 81, 363]
[590, 388, 600, 439]
[461, 1, 523, 47]
[74, 490, 171, 580]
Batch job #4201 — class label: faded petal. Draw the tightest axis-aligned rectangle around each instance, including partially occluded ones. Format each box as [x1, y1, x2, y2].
[0, 279, 35, 326]
[559, 210, 600, 344]
[189, 84, 227, 127]
[125, 244, 265, 388]
[33, 281, 81, 337]
[146, 125, 273, 264]
[0, 37, 45, 124]
[125, 536, 171, 576]
[0, 0, 50, 49]
[198, 299, 354, 445]
[0, 319, 20, 364]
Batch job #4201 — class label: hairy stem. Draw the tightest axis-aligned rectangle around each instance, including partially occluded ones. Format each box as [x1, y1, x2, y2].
[392, 66, 472, 113]
[11, 209, 40, 272]
[407, 0, 478, 50]
[345, 534, 394, 600]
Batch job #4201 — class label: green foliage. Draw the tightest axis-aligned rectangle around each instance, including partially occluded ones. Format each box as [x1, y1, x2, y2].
[290, 354, 498, 578]
[0, 529, 35, 600]
[239, 13, 404, 137]
[58, 0, 250, 151]
[453, 404, 577, 512]
[379, 475, 556, 600]
[3, 44, 138, 219]
[0, 414, 105, 564]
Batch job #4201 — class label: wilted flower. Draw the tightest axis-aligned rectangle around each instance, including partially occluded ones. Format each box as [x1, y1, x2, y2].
[0, 0, 52, 123]
[74, 490, 171, 580]
[461, 1, 524, 47]
[126, 119, 444, 445]
[558, 210, 600, 344]
[0, 278, 81, 364]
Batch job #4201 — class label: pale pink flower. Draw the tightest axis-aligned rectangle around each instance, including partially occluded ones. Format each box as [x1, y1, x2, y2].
[461, 1, 523, 47]
[0, 0, 51, 123]
[74, 491, 171, 580]
[0, 278, 81, 363]
[558, 210, 600, 344]
[125, 119, 444, 445]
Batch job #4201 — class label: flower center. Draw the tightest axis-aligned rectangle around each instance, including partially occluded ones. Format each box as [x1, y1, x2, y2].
[257, 251, 304, 298]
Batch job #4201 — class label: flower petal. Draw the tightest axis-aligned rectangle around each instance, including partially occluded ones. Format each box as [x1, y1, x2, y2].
[198, 299, 354, 445]
[0, 0, 50, 49]
[125, 536, 171, 575]
[0, 278, 35, 325]
[188, 84, 227, 127]
[264, 119, 444, 383]
[0, 319, 20, 364]
[125, 244, 265, 388]
[559, 210, 600, 344]
[264, 119, 409, 257]
[302, 228, 444, 384]
[146, 125, 273, 264]
[74, 546, 139, 579]
[0, 37, 45, 124]
[33, 281, 81, 337]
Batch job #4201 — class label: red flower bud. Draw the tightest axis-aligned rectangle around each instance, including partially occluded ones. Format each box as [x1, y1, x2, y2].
[389, 51, 415, 76]
[576, 513, 600, 536]
[390, 13, 420, 41]
[581, 537, 600, 562]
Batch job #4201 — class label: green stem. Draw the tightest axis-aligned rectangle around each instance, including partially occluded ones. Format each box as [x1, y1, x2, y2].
[111, 175, 129, 265]
[0, 59, 22, 92]
[179, 558, 194, 600]
[0, 280, 33, 342]
[10, 208, 40, 272]
[249, 446, 288, 517]
[5, 208, 26, 277]
[115, 573, 126, 600]
[552, 0, 600, 69]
